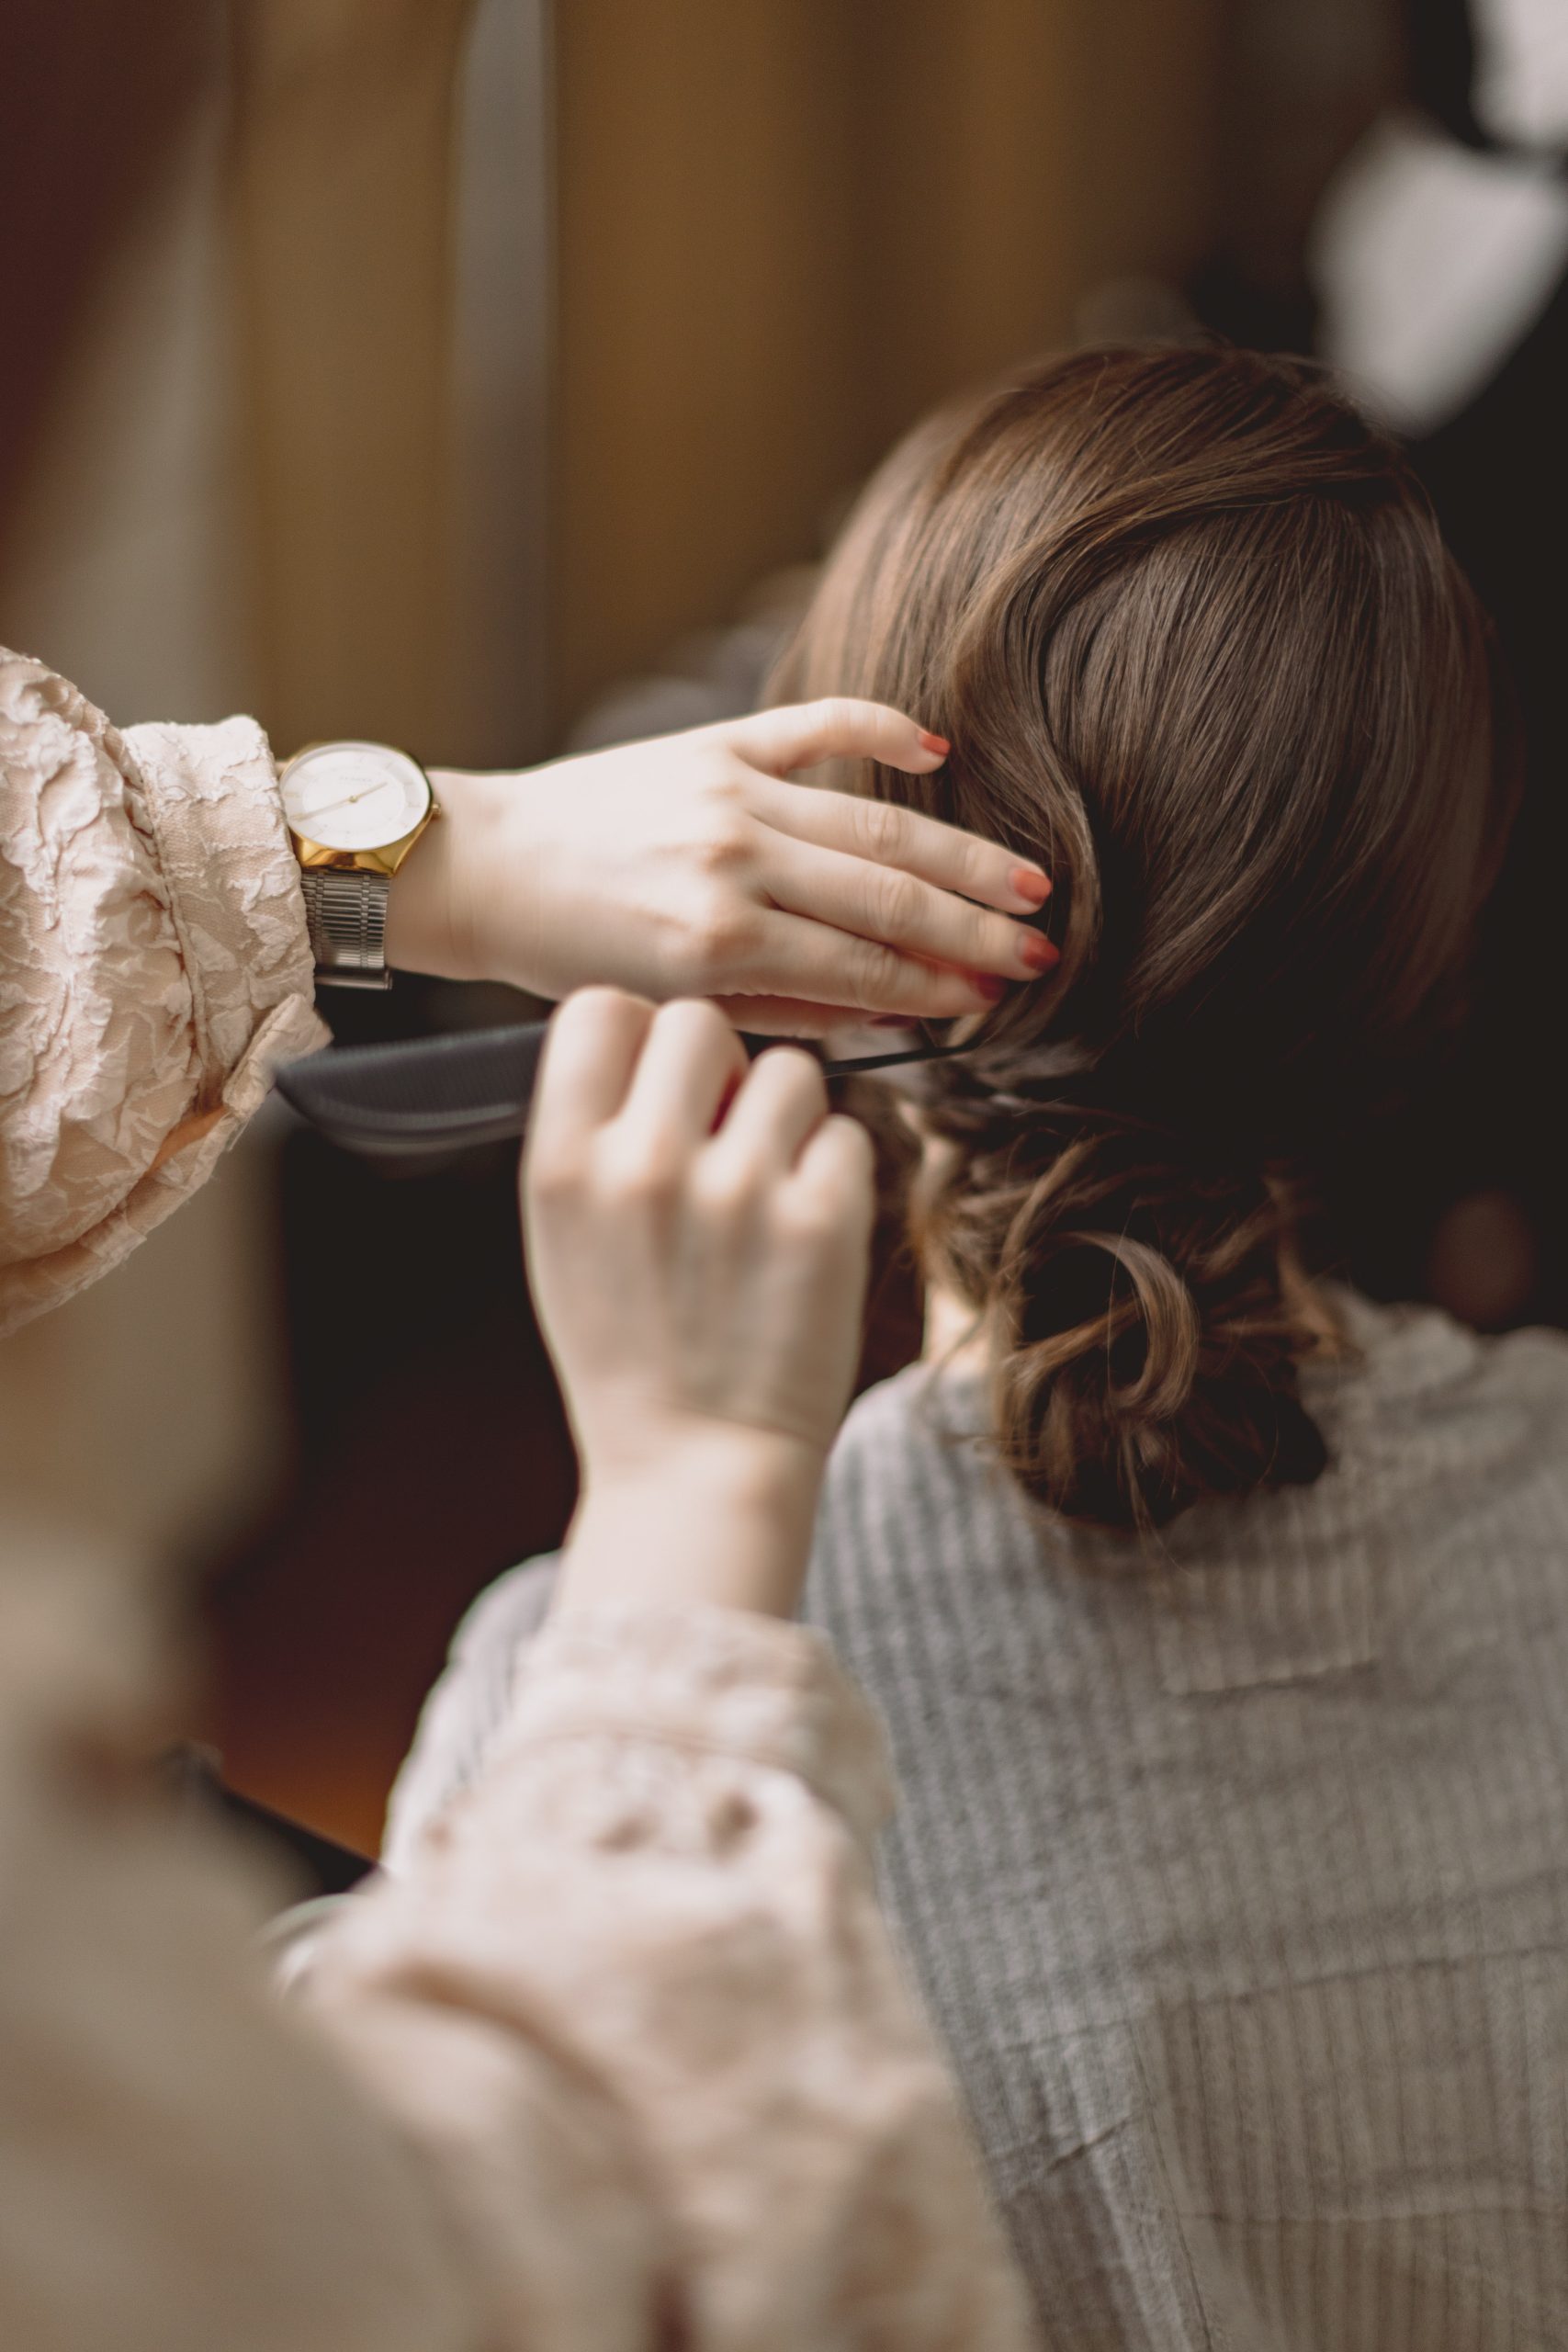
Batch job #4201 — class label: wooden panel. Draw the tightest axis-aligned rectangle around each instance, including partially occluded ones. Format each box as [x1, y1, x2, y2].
[229, 0, 479, 756]
[552, 0, 1224, 728]
[0, 0, 205, 541]
[552, 1, 867, 720]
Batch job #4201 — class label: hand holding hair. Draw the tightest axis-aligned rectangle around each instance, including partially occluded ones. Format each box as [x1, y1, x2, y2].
[385, 699, 1054, 1031]
[523, 989, 876, 1617]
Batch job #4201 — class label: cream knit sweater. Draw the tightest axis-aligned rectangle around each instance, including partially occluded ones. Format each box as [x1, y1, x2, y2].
[403, 1291, 1568, 2348]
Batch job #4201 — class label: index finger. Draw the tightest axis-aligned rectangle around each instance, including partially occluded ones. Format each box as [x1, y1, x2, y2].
[722, 697, 951, 780]
[746, 771, 1051, 919]
[530, 987, 657, 1152]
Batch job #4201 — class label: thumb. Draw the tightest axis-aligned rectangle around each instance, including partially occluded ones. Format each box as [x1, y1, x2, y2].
[723, 697, 950, 779]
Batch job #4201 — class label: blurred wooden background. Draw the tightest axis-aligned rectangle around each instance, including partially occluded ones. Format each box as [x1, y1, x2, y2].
[0, 0, 1393, 1849]
[551, 0, 1230, 718]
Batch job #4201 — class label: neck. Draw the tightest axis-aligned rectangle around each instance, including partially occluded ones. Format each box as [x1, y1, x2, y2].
[921, 1280, 989, 1369]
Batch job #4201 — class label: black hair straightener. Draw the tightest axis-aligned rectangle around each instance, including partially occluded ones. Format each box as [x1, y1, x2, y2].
[276, 1019, 972, 1159]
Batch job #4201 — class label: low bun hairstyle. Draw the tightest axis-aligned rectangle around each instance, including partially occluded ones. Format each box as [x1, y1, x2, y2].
[905, 1057, 1337, 1531]
[773, 346, 1514, 1533]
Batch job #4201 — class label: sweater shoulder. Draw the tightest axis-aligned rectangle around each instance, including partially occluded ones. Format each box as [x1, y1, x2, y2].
[827, 1361, 987, 1491]
[815, 1360, 1018, 1588]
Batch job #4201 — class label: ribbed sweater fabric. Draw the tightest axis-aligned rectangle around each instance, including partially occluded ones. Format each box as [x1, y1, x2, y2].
[804, 1292, 1568, 2349]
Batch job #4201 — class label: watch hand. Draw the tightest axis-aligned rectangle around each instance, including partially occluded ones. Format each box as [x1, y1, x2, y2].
[303, 785, 381, 824]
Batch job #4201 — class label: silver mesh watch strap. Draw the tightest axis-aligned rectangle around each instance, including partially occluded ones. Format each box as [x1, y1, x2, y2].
[300, 868, 393, 990]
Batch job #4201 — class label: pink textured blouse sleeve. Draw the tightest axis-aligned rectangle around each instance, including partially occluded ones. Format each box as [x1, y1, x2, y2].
[0, 645, 325, 1334]
[0, 646, 1034, 2346]
[299, 1604, 1036, 2350]
[0, 1555, 1034, 2348]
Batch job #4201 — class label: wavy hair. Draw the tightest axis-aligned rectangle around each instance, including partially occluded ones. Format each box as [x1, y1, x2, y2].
[773, 346, 1514, 1532]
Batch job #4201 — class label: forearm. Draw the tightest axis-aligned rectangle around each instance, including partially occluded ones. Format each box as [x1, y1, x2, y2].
[385, 1445, 829, 1856]
[555, 1433, 824, 1619]
[382, 764, 512, 983]
[333, 989, 1032, 2340]
[303, 1603, 1035, 2351]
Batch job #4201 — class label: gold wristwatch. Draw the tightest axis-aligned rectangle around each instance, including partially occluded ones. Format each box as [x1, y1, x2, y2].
[280, 741, 439, 990]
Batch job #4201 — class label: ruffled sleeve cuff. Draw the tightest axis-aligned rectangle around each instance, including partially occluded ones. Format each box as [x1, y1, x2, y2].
[498, 1602, 896, 1850]
[0, 648, 325, 1332]
[119, 714, 324, 1100]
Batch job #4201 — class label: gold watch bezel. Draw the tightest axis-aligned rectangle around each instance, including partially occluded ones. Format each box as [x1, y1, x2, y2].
[282, 741, 439, 878]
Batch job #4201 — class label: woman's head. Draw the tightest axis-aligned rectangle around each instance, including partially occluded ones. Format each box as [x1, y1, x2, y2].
[774, 345, 1513, 1532]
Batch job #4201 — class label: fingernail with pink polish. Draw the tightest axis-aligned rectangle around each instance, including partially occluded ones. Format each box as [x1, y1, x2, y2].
[1017, 933, 1061, 975]
[918, 729, 951, 756]
[1011, 864, 1051, 908]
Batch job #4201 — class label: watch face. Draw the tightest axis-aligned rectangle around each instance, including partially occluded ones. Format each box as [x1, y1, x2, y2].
[282, 742, 431, 853]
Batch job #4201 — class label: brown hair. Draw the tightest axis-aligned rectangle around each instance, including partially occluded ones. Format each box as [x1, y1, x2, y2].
[773, 345, 1513, 1532]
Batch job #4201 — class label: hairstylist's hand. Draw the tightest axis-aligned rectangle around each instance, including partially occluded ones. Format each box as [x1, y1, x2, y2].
[524, 989, 875, 1616]
[387, 701, 1054, 1033]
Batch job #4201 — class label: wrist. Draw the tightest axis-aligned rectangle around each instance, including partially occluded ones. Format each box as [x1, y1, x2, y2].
[384, 767, 510, 983]
[556, 1424, 827, 1620]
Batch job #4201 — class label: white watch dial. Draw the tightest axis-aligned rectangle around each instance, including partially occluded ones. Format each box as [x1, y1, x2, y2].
[282, 742, 431, 853]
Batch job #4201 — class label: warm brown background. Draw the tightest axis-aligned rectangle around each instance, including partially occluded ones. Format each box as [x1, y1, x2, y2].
[551, 0, 1233, 719]
[0, 0, 1396, 1851]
